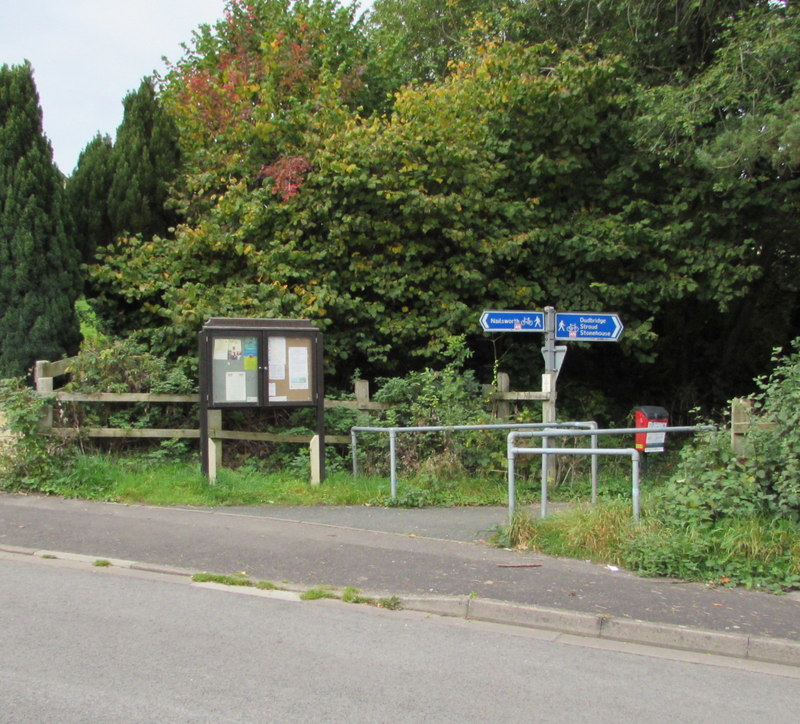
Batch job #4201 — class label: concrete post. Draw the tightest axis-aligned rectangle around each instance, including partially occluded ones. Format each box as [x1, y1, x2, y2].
[206, 409, 223, 483]
[310, 434, 322, 485]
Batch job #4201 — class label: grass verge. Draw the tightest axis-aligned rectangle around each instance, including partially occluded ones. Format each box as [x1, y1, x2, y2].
[29, 452, 523, 507]
[495, 499, 800, 592]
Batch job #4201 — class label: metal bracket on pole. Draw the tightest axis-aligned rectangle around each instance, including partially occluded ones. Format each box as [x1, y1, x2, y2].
[541, 306, 567, 377]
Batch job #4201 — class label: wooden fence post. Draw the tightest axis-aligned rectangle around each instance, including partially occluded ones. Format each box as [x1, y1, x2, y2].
[731, 398, 753, 457]
[34, 360, 54, 432]
[495, 372, 511, 420]
[354, 379, 370, 408]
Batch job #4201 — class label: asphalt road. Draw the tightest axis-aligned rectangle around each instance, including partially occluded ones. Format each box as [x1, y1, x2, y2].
[2, 552, 800, 723]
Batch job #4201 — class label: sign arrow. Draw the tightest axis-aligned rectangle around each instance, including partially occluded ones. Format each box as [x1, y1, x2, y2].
[554, 312, 623, 342]
[480, 310, 545, 333]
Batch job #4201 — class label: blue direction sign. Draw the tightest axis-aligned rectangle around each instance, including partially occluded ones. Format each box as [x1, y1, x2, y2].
[480, 310, 545, 333]
[555, 312, 623, 342]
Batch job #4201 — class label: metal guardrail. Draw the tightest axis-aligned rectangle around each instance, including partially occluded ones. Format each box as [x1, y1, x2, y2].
[507, 425, 716, 523]
[351, 422, 598, 499]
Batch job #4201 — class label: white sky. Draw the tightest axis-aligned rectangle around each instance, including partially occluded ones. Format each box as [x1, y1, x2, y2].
[1, 0, 229, 175]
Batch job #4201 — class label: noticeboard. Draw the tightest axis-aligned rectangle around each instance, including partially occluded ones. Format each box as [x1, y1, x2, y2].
[199, 318, 322, 408]
[198, 318, 325, 482]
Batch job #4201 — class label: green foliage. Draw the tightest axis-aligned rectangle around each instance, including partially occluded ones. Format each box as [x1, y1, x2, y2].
[66, 134, 115, 263]
[502, 0, 753, 83]
[622, 517, 800, 592]
[107, 77, 181, 240]
[65, 336, 195, 395]
[0, 62, 81, 377]
[300, 587, 338, 600]
[497, 342, 800, 590]
[367, 0, 492, 89]
[659, 342, 800, 525]
[0, 378, 73, 492]
[499, 500, 800, 591]
[354, 336, 506, 482]
[75, 0, 800, 415]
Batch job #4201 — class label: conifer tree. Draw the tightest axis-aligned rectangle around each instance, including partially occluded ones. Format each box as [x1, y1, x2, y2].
[107, 77, 180, 239]
[66, 133, 114, 263]
[0, 62, 81, 377]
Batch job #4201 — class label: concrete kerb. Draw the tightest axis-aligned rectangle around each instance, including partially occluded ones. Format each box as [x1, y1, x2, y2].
[398, 594, 800, 668]
[5, 544, 800, 668]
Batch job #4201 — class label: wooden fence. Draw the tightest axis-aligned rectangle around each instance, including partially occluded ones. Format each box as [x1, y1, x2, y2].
[27, 357, 559, 483]
[33, 358, 390, 447]
[32, 359, 773, 459]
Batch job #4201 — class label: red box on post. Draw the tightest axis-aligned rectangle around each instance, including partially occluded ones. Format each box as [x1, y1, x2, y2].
[634, 406, 669, 453]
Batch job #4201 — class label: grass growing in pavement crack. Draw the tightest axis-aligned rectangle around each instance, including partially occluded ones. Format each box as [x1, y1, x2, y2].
[192, 572, 282, 590]
[300, 587, 338, 600]
[192, 573, 404, 610]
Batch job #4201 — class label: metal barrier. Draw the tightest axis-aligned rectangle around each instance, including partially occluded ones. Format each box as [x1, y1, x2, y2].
[351, 422, 598, 500]
[507, 426, 715, 522]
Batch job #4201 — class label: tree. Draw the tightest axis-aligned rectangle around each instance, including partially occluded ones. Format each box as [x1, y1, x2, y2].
[502, 0, 755, 82]
[107, 77, 181, 239]
[366, 0, 492, 90]
[0, 62, 81, 377]
[65, 133, 114, 264]
[91, 0, 373, 354]
[629, 2, 800, 405]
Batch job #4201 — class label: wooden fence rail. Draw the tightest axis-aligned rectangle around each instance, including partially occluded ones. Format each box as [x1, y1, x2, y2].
[28, 357, 557, 483]
[33, 359, 775, 458]
[34, 358, 387, 448]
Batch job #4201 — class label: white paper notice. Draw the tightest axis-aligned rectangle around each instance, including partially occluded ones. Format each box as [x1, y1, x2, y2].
[288, 346, 309, 390]
[225, 371, 247, 402]
[268, 337, 287, 380]
[268, 382, 287, 402]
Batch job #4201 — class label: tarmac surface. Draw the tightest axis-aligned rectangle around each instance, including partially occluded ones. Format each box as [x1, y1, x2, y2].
[2, 493, 800, 667]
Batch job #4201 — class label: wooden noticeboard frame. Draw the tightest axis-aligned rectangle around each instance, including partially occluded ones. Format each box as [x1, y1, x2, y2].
[199, 318, 325, 481]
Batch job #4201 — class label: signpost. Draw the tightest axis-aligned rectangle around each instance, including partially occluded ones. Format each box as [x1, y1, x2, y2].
[481, 310, 623, 342]
[480, 310, 544, 332]
[554, 312, 623, 342]
[480, 306, 624, 421]
[481, 305, 624, 496]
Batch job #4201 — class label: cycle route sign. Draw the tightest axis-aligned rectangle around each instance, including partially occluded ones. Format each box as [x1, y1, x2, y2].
[480, 310, 623, 342]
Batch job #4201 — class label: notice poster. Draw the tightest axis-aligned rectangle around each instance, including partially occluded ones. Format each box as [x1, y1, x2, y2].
[243, 337, 258, 371]
[214, 338, 243, 360]
[225, 371, 247, 402]
[268, 336, 286, 381]
[211, 335, 259, 404]
[645, 421, 667, 452]
[288, 346, 309, 390]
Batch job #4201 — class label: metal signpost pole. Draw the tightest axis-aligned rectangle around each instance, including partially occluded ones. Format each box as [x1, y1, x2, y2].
[480, 306, 623, 517]
[542, 306, 557, 424]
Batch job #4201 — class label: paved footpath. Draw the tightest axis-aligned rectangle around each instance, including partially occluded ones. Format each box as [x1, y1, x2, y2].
[2, 493, 800, 666]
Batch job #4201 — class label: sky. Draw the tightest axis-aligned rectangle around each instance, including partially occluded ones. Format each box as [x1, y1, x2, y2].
[0, 0, 229, 175]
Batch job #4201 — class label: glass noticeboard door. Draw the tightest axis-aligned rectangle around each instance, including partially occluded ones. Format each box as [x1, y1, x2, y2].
[267, 336, 313, 403]
[211, 335, 260, 405]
